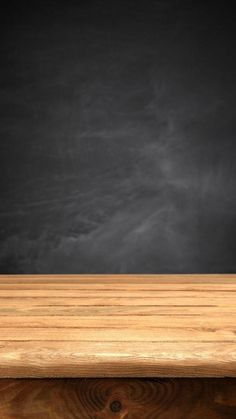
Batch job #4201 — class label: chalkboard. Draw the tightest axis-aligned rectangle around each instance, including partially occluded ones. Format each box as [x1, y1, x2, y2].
[1, 1, 235, 273]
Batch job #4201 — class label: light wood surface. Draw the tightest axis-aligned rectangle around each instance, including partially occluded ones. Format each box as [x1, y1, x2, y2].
[1, 378, 236, 418]
[0, 275, 236, 378]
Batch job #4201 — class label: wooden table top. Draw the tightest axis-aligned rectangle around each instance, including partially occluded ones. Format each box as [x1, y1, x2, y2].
[0, 274, 236, 378]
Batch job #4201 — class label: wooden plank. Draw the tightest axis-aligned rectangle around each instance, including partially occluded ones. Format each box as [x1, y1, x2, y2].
[1, 315, 236, 328]
[0, 341, 236, 377]
[0, 275, 235, 378]
[1, 305, 236, 317]
[0, 378, 236, 419]
[0, 297, 235, 307]
[1, 282, 236, 290]
[0, 290, 235, 297]
[0, 274, 235, 283]
[0, 326, 235, 342]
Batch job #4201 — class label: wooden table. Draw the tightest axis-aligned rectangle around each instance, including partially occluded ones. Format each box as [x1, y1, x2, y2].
[0, 274, 236, 418]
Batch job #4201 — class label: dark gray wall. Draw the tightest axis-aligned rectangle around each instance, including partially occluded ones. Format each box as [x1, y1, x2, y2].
[1, 1, 236, 273]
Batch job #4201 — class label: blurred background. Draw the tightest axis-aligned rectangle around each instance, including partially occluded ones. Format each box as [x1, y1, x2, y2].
[0, 0, 235, 273]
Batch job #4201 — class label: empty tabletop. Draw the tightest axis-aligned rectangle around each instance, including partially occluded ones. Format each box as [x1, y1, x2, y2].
[0, 274, 236, 378]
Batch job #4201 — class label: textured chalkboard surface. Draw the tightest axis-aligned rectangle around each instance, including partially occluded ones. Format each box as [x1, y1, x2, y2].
[1, 1, 236, 273]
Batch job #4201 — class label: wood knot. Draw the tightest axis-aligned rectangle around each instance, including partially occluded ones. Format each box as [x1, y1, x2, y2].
[110, 400, 122, 413]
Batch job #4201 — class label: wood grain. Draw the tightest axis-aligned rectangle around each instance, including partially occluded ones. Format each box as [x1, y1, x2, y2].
[0, 275, 236, 377]
[0, 378, 236, 418]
